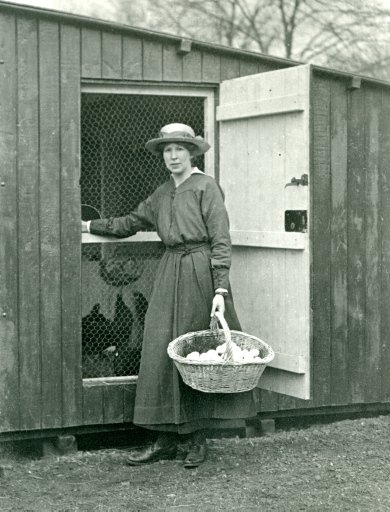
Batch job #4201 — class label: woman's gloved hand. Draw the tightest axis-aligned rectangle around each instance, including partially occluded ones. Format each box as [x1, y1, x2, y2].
[81, 220, 89, 233]
[211, 294, 225, 317]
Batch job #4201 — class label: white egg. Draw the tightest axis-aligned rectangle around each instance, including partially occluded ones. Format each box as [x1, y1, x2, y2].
[249, 348, 260, 357]
[232, 352, 243, 363]
[216, 344, 226, 354]
[186, 351, 200, 360]
[206, 349, 219, 358]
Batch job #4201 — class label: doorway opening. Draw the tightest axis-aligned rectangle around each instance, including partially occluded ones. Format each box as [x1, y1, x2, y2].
[80, 90, 212, 379]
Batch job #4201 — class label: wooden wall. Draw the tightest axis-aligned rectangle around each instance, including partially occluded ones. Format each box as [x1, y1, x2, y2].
[1, 4, 390, 435]
[311, 76, 390, 408]
[256, 75, 390, 414]
[78, 27, 280, 84]
[0, 12, 82, 433]
[0, 7, 282, 433]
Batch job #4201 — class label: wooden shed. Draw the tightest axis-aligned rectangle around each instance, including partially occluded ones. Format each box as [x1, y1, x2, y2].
[1, 0, 390, 441]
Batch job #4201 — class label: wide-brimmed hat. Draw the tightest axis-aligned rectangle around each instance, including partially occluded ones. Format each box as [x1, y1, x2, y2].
[145, 123, 210, 156]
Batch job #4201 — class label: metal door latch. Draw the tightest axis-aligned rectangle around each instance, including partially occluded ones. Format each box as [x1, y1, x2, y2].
[285, 210, 308, 232]
[285, 173, 308, 187]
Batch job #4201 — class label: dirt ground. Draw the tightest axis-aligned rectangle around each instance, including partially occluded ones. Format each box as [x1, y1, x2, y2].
[0, 414, 389, 512]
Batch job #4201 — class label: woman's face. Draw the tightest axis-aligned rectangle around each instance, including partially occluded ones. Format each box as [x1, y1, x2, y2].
[163, 143, 193, 176]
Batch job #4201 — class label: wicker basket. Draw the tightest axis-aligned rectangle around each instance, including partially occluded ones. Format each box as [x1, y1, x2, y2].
[167, 311, 274, 393]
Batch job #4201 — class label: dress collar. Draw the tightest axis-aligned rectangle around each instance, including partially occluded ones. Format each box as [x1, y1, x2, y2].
[191, 167, 203, 175]
[170, 167, 204, 189]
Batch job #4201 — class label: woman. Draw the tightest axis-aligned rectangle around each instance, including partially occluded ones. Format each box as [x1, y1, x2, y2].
[82, 123, 257, 468]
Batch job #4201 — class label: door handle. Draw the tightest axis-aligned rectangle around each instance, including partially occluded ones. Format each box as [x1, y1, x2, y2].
[285, 174, 308, 188]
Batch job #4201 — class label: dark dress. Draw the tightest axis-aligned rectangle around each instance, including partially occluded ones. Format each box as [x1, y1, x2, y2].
[90, 171, 257, 434]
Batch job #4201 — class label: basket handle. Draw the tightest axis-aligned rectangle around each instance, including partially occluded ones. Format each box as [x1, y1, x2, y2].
[210, 311, 234, 361]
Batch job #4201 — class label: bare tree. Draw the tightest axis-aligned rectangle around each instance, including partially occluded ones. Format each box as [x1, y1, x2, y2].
[292, 0, 390, 78]
[143, 0, 279, 52]
[19, 0, 390, 78]
[139, 0, 390, 80]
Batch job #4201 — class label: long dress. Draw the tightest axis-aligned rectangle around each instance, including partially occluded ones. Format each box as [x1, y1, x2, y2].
[90, 170, 257, 434]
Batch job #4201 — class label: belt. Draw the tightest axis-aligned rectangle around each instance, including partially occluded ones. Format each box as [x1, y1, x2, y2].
[166, 242, 210, 342]
[165, 242, 209, 255]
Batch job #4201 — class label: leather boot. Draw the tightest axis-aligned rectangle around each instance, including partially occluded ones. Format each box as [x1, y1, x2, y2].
[126, 433, 178, 466]
[184, 431, 208, 468]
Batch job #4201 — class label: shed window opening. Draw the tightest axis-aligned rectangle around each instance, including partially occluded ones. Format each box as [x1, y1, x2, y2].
[80, 92, 205, 378]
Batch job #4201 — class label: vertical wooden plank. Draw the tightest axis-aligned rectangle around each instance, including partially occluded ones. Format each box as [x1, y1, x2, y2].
[103, 386, 124, 424]
[347, 87, 366, 404]
[364, 87, 381, 403]
[202, 52, 220, 83]
[102, 31, 122, 79]
[122, 35, 142, 80]
[143, 40, 162, 81]
[311, 76, 332, 406]
[123, 385, 136, 422]
[329, 80, 349, 405]
[258, 62, 281, 73]
[60, 23, 82, 427]
[220, 55, 240, 81]
[0, 13, 20, 432]
[39, 20, 62, 428]
[258, 390, 279, 413]
[83, 386, 104, 425]
[239, 59, 259, 77]
[277, 67, 311, 409]
[182, 49, 202, 82]
[17, 16, 41, 430]
[379, 89, 390, 402]
[81, 27, 101, 78]
[162, 43, 183, 82]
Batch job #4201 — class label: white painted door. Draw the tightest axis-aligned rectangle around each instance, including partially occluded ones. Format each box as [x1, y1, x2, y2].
[217, 65, 311, 399]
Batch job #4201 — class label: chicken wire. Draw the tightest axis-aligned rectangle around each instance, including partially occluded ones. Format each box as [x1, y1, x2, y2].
[81, 92, 205, 378]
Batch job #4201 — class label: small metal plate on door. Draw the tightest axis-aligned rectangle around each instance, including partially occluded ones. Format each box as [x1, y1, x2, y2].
[285, 210, 307, 232]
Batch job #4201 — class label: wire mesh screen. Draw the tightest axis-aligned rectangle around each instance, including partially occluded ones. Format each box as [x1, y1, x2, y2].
[81, 93, 205, 378]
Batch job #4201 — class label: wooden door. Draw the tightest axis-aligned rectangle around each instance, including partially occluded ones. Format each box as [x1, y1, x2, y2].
[217, 65, 311, 399]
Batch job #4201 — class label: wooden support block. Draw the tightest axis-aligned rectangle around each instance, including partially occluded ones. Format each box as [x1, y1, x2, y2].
[55, 435, 78, 454]
[260, 419, 276, 435]
[41, 440, 58, 458]
[245, 423, 262, 438]
[245, 418, 276, 437]
[42, 435, 78, 457]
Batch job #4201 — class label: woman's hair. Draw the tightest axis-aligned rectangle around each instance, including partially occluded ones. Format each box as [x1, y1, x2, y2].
[157, 141, 197, 157]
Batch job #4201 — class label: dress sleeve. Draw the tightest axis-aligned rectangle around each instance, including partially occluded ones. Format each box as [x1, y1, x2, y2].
[201, 179, 232, 290]
[89, 193, 156, 238]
